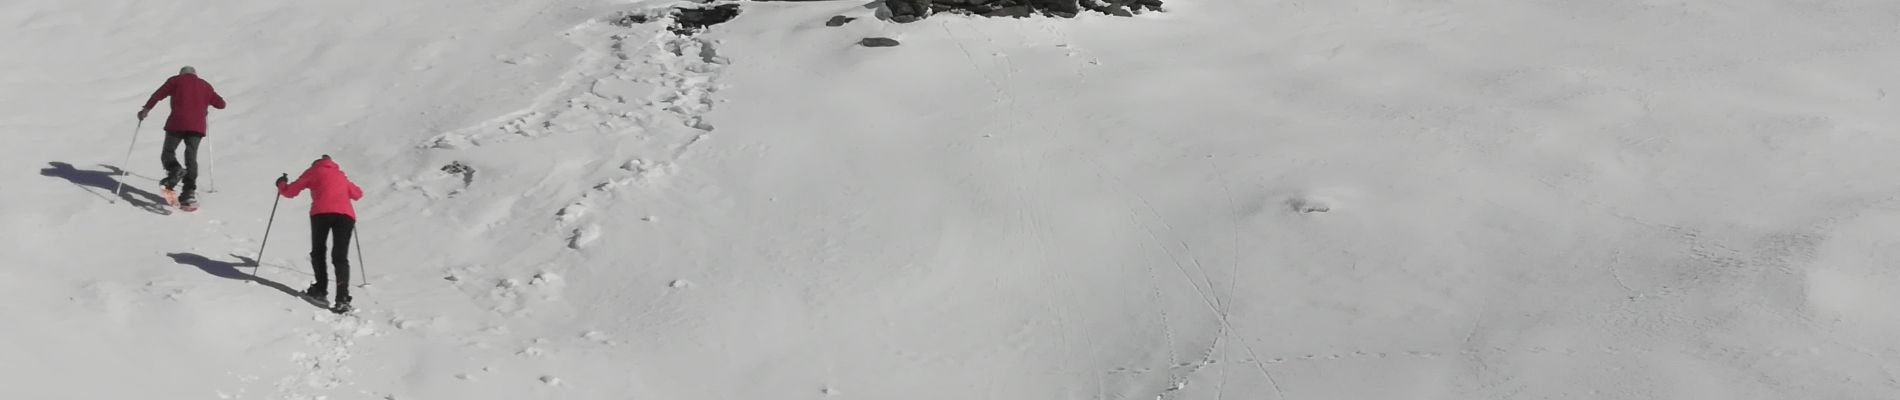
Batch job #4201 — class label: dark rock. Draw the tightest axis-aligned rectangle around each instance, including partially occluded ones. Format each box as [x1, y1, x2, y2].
[888, 0, 933, 22]
[825, 15, 856, 27]
[670, 4, 742, 35]
[440, 161, 475, 187]
[1029, 0, 1081, 16]
[984, 5, 1032, 17]
[931, 0, 1007, 15]
[611, 11, 655, 27]
[860, 37, 901, 47]
[1083, 0, 1133, 17]
[882, 0, 1158, 22]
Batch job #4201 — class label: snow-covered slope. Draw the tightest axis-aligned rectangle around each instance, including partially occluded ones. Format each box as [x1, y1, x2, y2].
[8, 0, 1900, 399]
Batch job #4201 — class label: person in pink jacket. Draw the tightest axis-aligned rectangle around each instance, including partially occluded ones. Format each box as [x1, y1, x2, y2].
[276, 155, 364, 311]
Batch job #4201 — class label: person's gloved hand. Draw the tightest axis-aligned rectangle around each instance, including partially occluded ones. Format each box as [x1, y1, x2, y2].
[136, 109, 149, 120]
[275, 174, 288, 186]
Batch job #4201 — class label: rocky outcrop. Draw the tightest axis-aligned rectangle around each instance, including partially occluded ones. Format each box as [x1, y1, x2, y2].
[885, 0, 1163, 23]
[613, 3, 742, 35]
[671, 4, 742, 34]
[623, 1, 1164, 29]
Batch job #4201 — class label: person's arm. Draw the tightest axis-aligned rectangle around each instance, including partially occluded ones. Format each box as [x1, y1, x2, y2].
[138, 77, 176, 119]
[277, 171, 312, 198]
[208, 84, 226, 109]
[348, 180, 363, 201]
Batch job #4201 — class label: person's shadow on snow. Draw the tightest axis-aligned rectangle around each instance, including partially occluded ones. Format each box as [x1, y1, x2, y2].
[167, 252, 324, 307]
[39, 161, 169, 215]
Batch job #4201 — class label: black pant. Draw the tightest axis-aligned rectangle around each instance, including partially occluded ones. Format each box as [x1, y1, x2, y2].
[311, 213, 356, 300]
[160, 131, 203, 193]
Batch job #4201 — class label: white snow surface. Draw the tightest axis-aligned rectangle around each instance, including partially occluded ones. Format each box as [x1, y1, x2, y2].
[7, 0, 1900, 398]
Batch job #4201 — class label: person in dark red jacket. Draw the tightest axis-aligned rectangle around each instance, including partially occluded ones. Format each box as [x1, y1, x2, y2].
[277, 155, 365, 311]
[138, 66, 227, 206]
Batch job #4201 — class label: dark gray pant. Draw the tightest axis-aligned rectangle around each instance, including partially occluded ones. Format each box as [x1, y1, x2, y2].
[311, 213, 356, 300]
[160, 131, 203, 193]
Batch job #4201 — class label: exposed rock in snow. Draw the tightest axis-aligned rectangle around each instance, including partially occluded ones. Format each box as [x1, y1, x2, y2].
[670, 4, 742, 35]
[859, 37, 901, 48]
[883, 0, 1162, 22]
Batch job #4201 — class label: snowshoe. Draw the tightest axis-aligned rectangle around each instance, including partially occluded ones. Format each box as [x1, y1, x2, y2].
[160, 189, 198, 212]
[301, 284, 330, 305]
[178, 193, 199, 212]
[329, 293, 355, 314]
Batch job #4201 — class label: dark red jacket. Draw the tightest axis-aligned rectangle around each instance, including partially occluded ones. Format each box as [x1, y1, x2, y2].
[278, 159, 364, 219]
[141, 73, 226, 133]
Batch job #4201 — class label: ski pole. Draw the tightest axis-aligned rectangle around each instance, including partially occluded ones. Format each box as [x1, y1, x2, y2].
[205, 138, 216, 193]
[255, 174, 286, 271]
[112, 120, 144, 201]
[354, 224, 369, 287]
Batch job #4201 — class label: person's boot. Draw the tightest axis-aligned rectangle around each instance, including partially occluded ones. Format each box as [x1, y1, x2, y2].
[331, 292, 354, 314]
[303, 282, 328, 303]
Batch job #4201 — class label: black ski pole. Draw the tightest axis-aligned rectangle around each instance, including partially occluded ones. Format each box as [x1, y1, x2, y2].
[354, 224, 369, 287]
[255, 174, 286, 271]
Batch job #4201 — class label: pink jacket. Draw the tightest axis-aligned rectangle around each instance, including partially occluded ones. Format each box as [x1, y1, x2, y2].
[278, 158, 363, 218]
